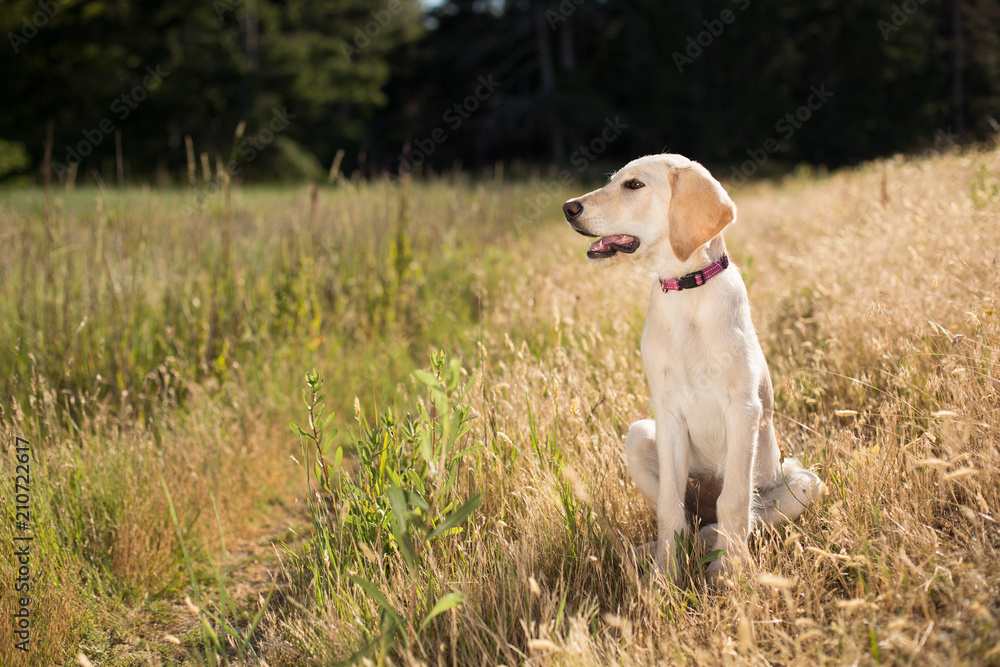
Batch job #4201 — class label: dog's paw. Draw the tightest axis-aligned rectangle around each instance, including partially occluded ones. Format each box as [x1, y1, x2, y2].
[781, 458, 825, 505]
[696, 523, 719, 547]
[799, 469, 824, 503]
[704, 543, 748, 588]
[705, 552, 735, 588]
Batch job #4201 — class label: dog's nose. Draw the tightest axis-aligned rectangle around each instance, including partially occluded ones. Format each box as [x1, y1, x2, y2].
[563, 200, 583, 220]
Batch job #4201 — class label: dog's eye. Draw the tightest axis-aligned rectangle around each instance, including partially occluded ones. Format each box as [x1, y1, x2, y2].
[623, 179, 645, 190]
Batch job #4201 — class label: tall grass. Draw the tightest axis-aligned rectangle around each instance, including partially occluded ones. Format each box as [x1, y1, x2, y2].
[0, 175, 526, 664]
[272, 148, 1000, 664]
[0, 179, 514, 420]
[1, 147, 998, 665]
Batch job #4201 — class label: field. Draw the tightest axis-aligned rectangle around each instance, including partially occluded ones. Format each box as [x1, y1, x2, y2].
[1, 147, 998, 666]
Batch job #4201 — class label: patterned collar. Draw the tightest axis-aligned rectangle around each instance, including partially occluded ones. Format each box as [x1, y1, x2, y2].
[659, 254, 730, 292]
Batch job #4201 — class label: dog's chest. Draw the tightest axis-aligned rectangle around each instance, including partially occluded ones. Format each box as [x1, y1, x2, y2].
[642, 297, 735, 392]
[641, 291, 743, 458]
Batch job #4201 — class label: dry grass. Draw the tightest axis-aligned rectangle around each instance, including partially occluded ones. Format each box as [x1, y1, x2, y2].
[279, 148, 999, 665]
[474, 149, 1000, 665]
[1, 147, 998, 665]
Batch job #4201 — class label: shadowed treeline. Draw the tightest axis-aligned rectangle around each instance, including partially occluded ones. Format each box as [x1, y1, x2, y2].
[2, 0, 999, 184]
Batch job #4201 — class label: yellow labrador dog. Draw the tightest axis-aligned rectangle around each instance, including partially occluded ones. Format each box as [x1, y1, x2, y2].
[563, 153, 823, 582]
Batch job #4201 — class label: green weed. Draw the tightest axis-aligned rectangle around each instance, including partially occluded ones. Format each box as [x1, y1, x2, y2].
[290, 353, 483, 663]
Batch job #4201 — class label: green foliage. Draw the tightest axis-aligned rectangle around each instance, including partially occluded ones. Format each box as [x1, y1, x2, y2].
[969, 162, 999, 208]
[270, 135, 327, 181]
[5, 0, 1000, 180]
[291, 369, 342, 496]
[668, 530, 725, 590]
[0, 0, 424, 180]
[290, 354, 483, 662]
[0, 139, 30, 178]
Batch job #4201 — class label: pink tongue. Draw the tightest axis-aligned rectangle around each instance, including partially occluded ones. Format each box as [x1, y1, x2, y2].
[589, 235, 635, 253]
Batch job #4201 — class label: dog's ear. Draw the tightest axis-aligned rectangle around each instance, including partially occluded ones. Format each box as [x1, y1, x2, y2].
[667, 165, 736, 262]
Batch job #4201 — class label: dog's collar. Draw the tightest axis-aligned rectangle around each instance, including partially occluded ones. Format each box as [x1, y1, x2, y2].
[659, 254, 730, 292]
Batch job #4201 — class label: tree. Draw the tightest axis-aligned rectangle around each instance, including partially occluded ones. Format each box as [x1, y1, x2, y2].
[0, 0, 423, 183]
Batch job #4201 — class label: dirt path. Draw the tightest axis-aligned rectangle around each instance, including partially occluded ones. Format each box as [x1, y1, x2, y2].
[109, 497, 312, 665]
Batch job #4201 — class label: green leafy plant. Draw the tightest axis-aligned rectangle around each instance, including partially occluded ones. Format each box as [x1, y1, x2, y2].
[637, 530, 725, 591]
[291, 352, 483, 663]
[291, 369, 342, 496]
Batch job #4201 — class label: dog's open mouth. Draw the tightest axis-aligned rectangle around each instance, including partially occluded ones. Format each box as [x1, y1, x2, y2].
[586, 234, 640, 259]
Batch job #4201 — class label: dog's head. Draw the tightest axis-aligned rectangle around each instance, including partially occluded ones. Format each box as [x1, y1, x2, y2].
[562, 154, 736, 272]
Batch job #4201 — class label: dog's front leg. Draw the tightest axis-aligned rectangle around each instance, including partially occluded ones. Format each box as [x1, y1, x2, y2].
[653, 414, 690, 582]
[709, 401, 761, 580]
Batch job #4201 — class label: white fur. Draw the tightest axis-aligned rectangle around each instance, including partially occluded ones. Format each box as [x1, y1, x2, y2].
[564, 153, 823, 582]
